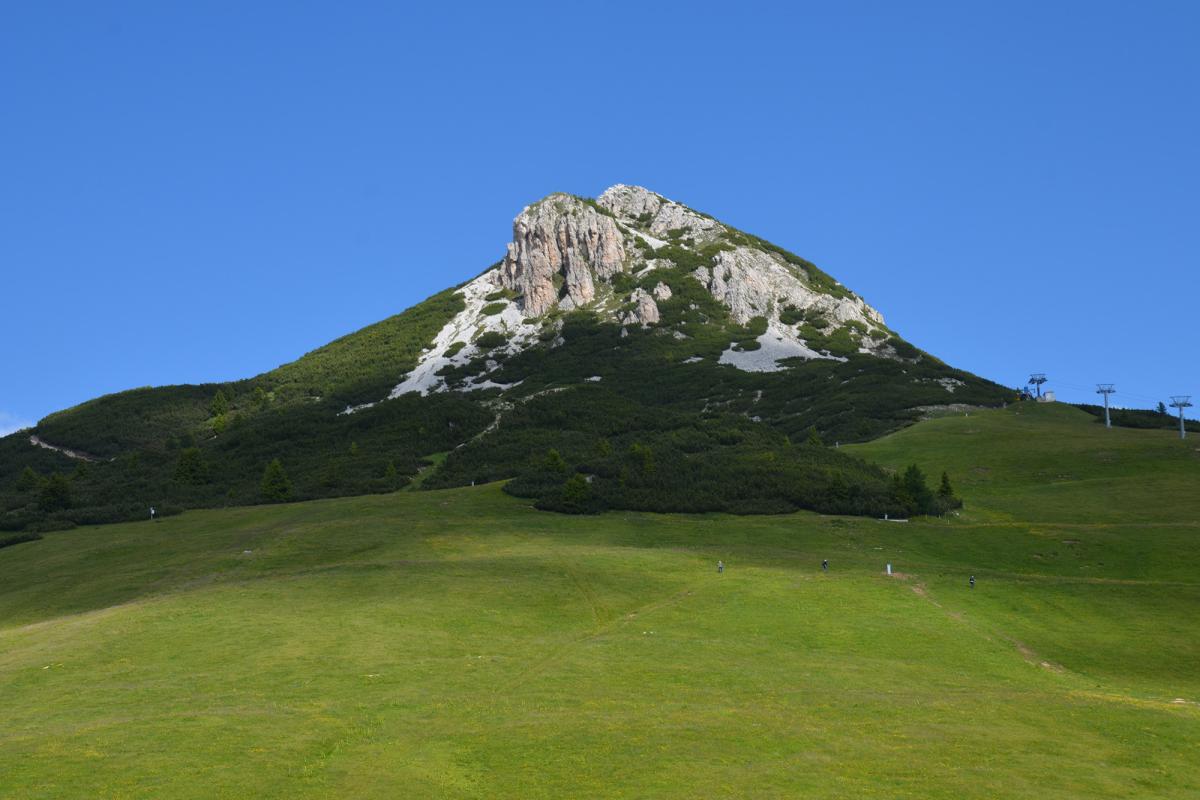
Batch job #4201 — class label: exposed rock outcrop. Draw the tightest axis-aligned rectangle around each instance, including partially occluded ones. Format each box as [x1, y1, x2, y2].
[599, 184, 720, 240]
[692, 246, 883, 331]
[500, 194, 626, 316]
[621, 288, 660, 326]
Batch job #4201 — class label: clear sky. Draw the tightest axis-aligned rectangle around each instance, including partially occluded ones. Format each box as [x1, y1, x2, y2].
[2, 1, 1197, 434]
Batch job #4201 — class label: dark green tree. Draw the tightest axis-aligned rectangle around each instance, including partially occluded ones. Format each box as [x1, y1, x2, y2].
[562, 473, 591, 505]
[175, 447, 209, 484]
[15, 466, 39, 492]
[935, 470, 963, 514]
[805, 426, 824, 447]
[260, 459, 292, 502]
[209, 389, 229, 417]
[629, 442, 655, 474]
[544, 448, 568, 473]
[37, 473, 72, 512]
[900, 464, 934, 516]
[1158, 401, 1168, 416]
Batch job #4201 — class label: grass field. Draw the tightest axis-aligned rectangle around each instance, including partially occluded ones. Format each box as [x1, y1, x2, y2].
[2, 402, 1198, 798]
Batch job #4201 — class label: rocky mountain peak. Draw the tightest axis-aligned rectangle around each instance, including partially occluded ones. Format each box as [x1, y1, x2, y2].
[384, 185, 899, 400]
[598, 184, 722, 241]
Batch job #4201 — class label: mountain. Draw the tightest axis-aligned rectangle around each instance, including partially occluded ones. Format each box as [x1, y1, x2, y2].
[0, 186, 1014, 531]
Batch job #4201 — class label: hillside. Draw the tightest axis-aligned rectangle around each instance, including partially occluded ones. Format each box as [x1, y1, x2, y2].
[1, 185, 1014, 531]
[2, 403, 1197, 798]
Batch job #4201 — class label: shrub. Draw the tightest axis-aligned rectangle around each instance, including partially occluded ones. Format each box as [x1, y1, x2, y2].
[779, 306, 805, 325]
[481, 302, 507, 316]
[445, 341, 466, 358]
[475, 332, 508, 350]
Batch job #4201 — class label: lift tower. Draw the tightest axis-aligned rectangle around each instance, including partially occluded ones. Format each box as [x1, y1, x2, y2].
[1169, 396, 1193, 440]
[1096, 384, 1116, 428]
[1029, 373, 1048, 399]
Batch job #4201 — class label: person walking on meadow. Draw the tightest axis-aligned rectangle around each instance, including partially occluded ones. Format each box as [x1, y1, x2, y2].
[717, 560, 724, 574]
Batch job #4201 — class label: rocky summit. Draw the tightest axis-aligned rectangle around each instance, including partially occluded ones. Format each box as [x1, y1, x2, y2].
[0, 184, 1015, 531]
[385, 186, 898, 402]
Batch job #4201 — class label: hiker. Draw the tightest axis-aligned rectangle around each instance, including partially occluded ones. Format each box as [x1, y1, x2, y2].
[969, 575, 976, 589]
[717, 560, 724, 574]
[150, 506, 156, 522]
[822, 559, 829, 572]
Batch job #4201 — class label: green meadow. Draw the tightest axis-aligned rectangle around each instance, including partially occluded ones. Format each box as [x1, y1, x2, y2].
[2, 402, 1198, 798]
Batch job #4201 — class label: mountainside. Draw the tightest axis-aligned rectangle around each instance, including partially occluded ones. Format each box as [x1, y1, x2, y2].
[1, 185, 1016, 531]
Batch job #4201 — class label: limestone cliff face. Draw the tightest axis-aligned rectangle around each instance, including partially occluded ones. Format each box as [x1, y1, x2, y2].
[500, 194, 626, 316]
[692, 246, 885, 327]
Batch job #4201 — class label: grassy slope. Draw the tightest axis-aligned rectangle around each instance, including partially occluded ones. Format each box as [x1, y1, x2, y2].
[2, 403, 1199, 798]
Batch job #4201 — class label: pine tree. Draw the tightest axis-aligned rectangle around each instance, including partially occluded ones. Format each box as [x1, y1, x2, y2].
[901, 464, 934, 516]
[805, 426, 824, 447]
[562, 473, 591, 505]
[37, 473, 72, 512]
[15, 466, 39, 492]
[936, 470, 962, 514]
[260, 459, 292, 502]
[209, 389, 229, 418]
[1158, 401, 1168, 416]
[175, 447, 209, 484]
[544, 448, 567, 473]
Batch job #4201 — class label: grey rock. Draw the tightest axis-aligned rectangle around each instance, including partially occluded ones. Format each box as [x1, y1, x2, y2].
[501, 194, 626, 316]
[621, 288, 660, 326]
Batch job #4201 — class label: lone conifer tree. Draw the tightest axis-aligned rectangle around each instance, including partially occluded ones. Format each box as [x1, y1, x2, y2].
[938, 471, 955, 499]
[209, 389, 229, 418]
[260, 459, 292, 502]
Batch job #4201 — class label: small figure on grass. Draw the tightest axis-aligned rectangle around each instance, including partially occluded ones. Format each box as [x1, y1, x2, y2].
[717, 560, 724, 574]
[969, 575, 976, 589]
[822, 559, 829, 572]
[150, 506, 157, 522]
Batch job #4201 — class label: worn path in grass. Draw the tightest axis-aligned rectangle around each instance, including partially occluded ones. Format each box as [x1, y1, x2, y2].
[2, 402, 1198, 798]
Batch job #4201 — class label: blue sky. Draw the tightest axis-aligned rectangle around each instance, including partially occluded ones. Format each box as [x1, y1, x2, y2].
[2, 1, 1197, 433]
